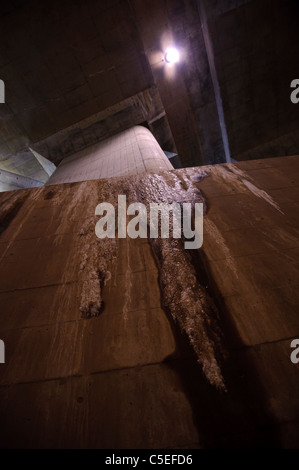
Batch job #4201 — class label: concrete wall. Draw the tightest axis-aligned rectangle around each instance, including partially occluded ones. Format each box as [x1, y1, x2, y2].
[132, 0, 226, 166]
[1, 0, 299, 173]
[0, 156, 298, 448]
[208, 0, 299, 160]
[0, 168, 44, 192]
[47, 126, 173, 185]
[0, 0, 153, 157]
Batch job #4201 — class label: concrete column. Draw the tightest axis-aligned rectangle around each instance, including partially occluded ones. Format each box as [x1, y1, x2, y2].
[47, 126, 173, 185]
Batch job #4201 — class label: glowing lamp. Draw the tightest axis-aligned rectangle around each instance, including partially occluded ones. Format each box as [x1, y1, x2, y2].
[165, 48, 180, 64]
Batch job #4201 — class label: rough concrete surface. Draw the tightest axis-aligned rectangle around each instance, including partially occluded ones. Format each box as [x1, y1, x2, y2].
[0, 155, 299, 448]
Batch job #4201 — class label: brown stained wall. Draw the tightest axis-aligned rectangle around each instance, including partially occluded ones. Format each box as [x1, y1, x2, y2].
[0, 156, 299, 448]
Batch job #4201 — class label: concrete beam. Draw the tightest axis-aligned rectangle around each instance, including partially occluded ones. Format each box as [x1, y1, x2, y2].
[29, 148, 56, 178]
[197, 0, 231, 163]
[0, 168, 44, 192]
[131, 0, 228, 166]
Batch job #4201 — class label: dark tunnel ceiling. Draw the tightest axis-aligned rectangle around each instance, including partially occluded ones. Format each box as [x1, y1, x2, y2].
[0, 0, 299, 181]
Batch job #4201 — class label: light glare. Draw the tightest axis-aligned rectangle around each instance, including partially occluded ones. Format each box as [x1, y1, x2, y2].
[165, 48, 180, 64]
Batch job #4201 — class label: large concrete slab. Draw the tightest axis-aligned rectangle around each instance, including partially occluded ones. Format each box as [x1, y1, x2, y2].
[0, 155, 299, 448]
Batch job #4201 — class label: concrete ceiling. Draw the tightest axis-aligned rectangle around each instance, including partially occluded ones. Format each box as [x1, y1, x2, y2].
[33, 86, 177, 166]
[0, 0, 299, 187]
[0, 1, 152, 155]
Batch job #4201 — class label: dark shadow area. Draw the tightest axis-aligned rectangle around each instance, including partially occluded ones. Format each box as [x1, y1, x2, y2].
[0, 192, 28, 236]
[158, 246, 283, 448]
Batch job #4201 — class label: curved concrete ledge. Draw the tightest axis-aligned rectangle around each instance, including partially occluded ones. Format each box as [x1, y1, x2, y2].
[47, 126, 173, 185]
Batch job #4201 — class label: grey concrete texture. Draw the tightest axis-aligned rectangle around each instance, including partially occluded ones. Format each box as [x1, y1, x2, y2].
[47, 126, 173, 185]
[33, 87, 177, 167]
[1, 0, 299, 178]
[0, 168, 44, 192]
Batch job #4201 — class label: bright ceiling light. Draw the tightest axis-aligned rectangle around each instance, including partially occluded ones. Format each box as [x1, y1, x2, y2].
[165, 48, 180, 64]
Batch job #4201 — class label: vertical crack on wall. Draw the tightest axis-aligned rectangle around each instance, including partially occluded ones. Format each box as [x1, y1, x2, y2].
[119, 168, 227, 390]
[68, 168, 227, 387]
